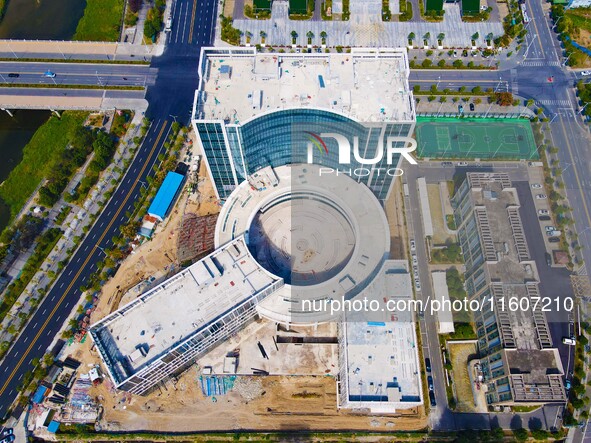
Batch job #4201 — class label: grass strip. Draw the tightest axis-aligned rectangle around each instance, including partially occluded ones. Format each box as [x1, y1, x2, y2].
[0, 112, 88, 221]
[73, 0, 125, 42]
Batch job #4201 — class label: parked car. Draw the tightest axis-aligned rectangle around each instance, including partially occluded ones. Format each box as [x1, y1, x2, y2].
[531, 183, 542, 189]
[536, 194, 547, 199]
[7, 73, 19, 78]
[441, 161, 453, 167]
[469, 103, 475, 111]
[457, 161, 468, 166]
[545, 226, 556, 232]
[563, 337, 576, 345]
[0, 429, 13, 437]
[539, 215, 551, 221]
[458, 105, 464, 113]
[581, 71, 591, 76]
[425, 358, 432, 372]
[429, 390, 437, 406]
[549, 237, 560, 243]
[415, 279, 421, 291]
[545, 252, 552, 266]
[427, 375, 434, 391]
[538, 209, 549, 215]
[0, 436, 14, 443]
[412, 254, 418, 266]
[410, 239, 416, 251]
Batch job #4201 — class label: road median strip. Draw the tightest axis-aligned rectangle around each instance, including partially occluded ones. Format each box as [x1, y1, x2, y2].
[0, 83, 144, 91]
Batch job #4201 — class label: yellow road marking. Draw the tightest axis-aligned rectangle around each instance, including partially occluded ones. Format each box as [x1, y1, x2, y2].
[527, 0, 546, 59]
[0, 120, 169, 398]
[188, 0, 198, 43]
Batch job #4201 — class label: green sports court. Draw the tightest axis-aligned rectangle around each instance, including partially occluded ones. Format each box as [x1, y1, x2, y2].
[415, 117, 539, 160]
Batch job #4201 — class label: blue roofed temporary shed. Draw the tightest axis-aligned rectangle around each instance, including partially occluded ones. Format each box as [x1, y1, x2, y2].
[32, 385, 48, 404]
[47, 420, 60, 433]
[148, 172, 185, 221]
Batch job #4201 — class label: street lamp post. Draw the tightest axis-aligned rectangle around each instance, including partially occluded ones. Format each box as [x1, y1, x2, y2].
[579, 102, 590, 115]
[7, 41, 19, 59]
[563, 52, 573, 67]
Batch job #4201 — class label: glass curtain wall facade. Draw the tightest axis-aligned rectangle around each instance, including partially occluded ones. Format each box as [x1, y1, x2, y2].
[196, 109, 413, 201]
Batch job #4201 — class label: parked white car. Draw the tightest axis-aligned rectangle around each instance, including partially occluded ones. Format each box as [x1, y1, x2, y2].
[536, 194, 548, 200]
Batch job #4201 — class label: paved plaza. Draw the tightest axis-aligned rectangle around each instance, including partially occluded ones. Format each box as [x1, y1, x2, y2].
[234, 2, 503, 48]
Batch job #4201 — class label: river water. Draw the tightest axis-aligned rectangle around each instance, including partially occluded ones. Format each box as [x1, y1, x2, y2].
[0, 0, 86, 40]
[0, 0, 87, 231]
[0, 111, 51, 232]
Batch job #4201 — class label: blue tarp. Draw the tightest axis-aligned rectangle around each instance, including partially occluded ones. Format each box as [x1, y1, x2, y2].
[47, 420, 60, 433]
[32, 385, 47, 404]
[565, 36, 591, 58]
[148, 172, 185, 221]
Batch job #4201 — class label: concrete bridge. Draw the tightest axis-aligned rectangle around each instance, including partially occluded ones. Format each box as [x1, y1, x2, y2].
[0, 88, 147, 113]
[0, 39, 163, 61]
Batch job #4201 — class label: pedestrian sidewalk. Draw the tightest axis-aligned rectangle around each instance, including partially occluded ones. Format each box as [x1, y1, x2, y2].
[0, 111, 146, 366]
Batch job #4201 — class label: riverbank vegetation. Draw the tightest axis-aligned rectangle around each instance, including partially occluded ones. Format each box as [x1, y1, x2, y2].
[0, 112, 88, 224]
[73, 0, 124, 41]
[0, 0, 8, 23]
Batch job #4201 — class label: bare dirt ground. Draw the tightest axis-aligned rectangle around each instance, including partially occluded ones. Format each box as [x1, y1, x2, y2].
[427, 184, 455, 246]
[575, 28, 591, 68]
[496, 2, 509, 22]
[448, 342, 478, 413]
[91, 134, 220, 321]
[82, 136, 427, 434]
[93, 368, 426, 432]
[224, 0, 236, 16]
[385, 178, 406, 260]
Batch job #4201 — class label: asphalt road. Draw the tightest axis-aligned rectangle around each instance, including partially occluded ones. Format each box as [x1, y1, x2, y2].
[0, 62, 157, 88]
[0, 0, 218, 420]
[0, 0, 588, 432]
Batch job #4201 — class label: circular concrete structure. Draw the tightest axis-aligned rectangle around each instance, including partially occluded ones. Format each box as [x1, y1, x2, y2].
[215, 164, 390, 324]
[248, 192, 356, 286]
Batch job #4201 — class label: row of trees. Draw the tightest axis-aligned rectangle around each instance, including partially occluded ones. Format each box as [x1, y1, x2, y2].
[37, 126, 95, 207]
[0, 227, 62, 322]
[144, 0, 165, 41]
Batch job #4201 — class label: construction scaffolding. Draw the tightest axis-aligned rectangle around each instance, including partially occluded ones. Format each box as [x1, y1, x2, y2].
[176, 213, 218, 263]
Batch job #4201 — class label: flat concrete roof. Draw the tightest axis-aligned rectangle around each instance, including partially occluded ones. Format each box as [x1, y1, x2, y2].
[90, 237, 279, 382]
[196, 47, 414, 124]
[215, 164, 391, 324]
[466, 173, 537, 284]
[431, 271, 454, 335]
[341, 260, 422, 412]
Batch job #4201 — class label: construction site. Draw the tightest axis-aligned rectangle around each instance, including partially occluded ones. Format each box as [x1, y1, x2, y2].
[59, 150, 426, 433]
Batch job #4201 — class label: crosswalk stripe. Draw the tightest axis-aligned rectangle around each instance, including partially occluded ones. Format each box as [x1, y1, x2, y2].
[522, 60, 561, 67]
[537, 99, 570, 105]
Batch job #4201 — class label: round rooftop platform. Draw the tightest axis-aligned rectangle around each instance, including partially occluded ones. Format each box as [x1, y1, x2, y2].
[215, 164, 390, 324]
[248, 191, 355, 286]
